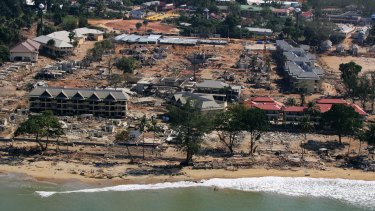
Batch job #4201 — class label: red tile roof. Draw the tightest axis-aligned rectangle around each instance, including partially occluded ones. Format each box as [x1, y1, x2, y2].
[251, 97, 275, 103]
[301, 11, 313, 18]
[244, 97, 285, 111]
[316, 98, 347, 104]
[253, 103, 283, 111]
[284, 106, 307, 112]
[243, 97, 367, 116]
[351, 104, 367, 116]
[316, 103, 367, 116]
[316, 104, 332, 113]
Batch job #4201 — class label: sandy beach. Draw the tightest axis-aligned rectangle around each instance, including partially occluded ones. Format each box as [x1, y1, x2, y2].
[1, 161, 374, 187]
[1, 132, 374, 187]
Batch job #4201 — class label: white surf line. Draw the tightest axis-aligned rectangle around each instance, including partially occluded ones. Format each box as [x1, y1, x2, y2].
[36, 181, 205, 197]
[36, 177, 375, 209]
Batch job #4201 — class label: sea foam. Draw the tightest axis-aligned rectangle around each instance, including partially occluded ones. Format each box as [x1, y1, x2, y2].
[36, 177, 375, 209]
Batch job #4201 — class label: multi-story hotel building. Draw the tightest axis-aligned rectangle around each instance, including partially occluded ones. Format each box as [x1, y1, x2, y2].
[29, 87, 129, 118]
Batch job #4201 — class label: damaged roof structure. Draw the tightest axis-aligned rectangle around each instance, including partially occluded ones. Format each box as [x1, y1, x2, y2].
[172, 92, 226, 111]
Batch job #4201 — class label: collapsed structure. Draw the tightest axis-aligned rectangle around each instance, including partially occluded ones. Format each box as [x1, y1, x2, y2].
[35, 61, 80, 80]
[29, 87, 129, 118]
[171, 92, 226, 111]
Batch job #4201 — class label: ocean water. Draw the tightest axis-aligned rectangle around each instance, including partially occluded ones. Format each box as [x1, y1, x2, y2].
[0, 173, 374, 211]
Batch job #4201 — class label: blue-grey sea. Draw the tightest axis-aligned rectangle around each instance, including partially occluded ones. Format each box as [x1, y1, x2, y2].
[0, 173, 374, 211]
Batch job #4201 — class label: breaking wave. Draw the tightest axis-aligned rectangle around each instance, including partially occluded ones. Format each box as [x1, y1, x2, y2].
[36, 177, 375, 209]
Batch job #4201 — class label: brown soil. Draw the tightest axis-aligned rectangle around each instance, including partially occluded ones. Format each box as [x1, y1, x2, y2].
[88, 19, 179, 34]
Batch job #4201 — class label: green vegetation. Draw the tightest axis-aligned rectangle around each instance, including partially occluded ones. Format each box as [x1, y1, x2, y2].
[363, 124, 375, 152]
[300, 115, 314, 157]
[321, 104, 362, 143]
[177, 12, 244, 38]
[303, 21, 341, 46]
[337, 62, 375, 111]
[285, 98, 297, 106]
[168, 101, 212, 165]
[306, 0, 375, 16]
[339, 61, 362, 101]
[243, 108, 270, 155]
[213, 105, 247, 155]
[109, 74, 124, 88]
[212, 105, 269, 156]
[143, 20, 149, 32]
[116, 57, 137, 73]
[47, 39, 56, 47]
[15, 111, 64, 152]
[85, 40, 114, 62]
[168, 100, 270, 164]
[138, 115, 147, 159]
[0, 45, 10, 63]
[135, 22, 143, 31]
[78, 16, 89, 28]
[61, 16, 78, 31]
[0, 0, 34, 45]
[365, 22, 375, 45]
[115, 129, 134, 164]
[68, 31, 75, 43]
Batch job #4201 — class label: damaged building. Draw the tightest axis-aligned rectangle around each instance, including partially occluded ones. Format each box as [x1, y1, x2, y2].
[276, 40, 324, 93]
[29, 87, 129, 118]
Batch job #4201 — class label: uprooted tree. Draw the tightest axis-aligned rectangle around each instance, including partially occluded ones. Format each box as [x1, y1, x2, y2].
[14, 111, 64, 153]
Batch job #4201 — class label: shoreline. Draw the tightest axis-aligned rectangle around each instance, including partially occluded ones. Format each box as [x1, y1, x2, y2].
[1, 165, 374, 187]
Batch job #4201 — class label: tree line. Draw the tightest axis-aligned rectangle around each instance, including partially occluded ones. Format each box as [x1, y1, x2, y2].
[339, 61, 375, 111]
[12, 100, 375, 165]
[167, 100, 375, 165]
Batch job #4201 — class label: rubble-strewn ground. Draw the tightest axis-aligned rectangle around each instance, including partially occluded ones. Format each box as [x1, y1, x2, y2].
[88, 19, 179, 34]
[0, 25, 374, 184]
[0, 131, 374, 184]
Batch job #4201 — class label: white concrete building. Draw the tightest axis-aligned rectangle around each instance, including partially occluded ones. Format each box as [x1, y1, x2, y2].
[33, 35, 74, 57]
[73, 27, 104, 41]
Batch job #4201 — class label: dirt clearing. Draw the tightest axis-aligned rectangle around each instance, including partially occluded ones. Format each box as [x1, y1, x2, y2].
[89, 19, 178, 34]
[320, 55, 375, 74]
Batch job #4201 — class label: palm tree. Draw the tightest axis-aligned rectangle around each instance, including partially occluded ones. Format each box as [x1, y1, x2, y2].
[250, 55, 257, 72]
[139, 115, 147, 159]
[300, 115, 313, 159]
[114, 129, 134, 164]
[150, 116, 158, 155]
[135, 22, 142, 31]
[68, 31, 75, 44]
[363, 124, 375, 158]
[143, 19, 149, 34]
